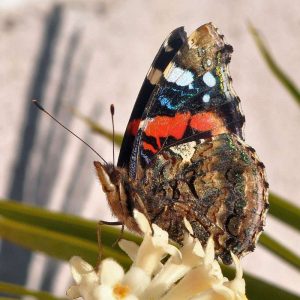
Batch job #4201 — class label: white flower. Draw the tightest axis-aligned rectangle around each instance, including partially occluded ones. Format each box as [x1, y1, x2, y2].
[67, 211, 247, 300]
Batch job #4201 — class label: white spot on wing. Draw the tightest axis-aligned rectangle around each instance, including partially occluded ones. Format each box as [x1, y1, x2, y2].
[202, 94, 210, 103]
[176, 70, 194, 86]
[138, 119, 146, 130]
[203, 72, 216, 87]
[165, 64, 184, 82]
[164, 63, 194, 87]
[170, 141, 197, 163]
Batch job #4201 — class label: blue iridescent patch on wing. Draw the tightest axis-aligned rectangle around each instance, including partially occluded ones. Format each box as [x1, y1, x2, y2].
[157, 85, 199, 110]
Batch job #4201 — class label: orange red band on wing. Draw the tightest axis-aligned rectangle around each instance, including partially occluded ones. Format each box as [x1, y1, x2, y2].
[190, 111, 227, 135]
[144, 112, 191, 149]
[142, 111, 227, 154]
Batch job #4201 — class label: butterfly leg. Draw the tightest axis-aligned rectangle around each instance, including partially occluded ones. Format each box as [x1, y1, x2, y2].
[95, 219, 123, 271]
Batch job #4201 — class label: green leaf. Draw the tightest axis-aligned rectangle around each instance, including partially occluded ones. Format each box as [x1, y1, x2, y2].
[0, 281, 65, 300]
[0, 216, 131, 269]
[0, 199, 141, 246]
[249, 23, 300, 106]
[259, 233, 300, 271]
[269, 192, 300, 231]
[70, 107, 123, 146]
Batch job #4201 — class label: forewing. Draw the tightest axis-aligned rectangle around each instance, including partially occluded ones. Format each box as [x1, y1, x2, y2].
[117, 27, 187, 168]
[129, 23, 245, 177]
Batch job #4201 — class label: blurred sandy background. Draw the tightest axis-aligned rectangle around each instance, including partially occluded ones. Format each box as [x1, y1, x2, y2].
[0, 0, 299, 297]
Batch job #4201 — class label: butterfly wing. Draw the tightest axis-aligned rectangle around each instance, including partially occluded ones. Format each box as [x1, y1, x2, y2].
[117, 27, 187, 168]
[129, 23, 245, 177]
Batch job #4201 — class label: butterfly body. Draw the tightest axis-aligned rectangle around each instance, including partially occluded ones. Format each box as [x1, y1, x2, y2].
[95, 23, 268, 264]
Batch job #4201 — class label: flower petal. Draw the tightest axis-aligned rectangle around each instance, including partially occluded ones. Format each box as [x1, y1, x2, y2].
[134, 209, 152, 233]
[183, 217, 194, 235]
[133, 228, 179, 276]
[118, 239, 139, 261]
[66, 285, 81, 299]
[122, 266, 151, 296]
[123, 295, 139, 300]
[204, 237, 215, 265]
[161, 262, 224, 300]
[69, 256, 98, 284]
[189, 286, 231, 300]
[141, 262, 185, 299]
[99, 259, 124, 287]
[224, 253, 246, 297]
[93, 285, 116, 300]
[232, 253, 243, 280]
[142, 237, 206, 299]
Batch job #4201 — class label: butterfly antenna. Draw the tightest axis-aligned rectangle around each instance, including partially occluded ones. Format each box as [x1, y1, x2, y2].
[33, 100, 108, 165]
[110, 104, 116, 168]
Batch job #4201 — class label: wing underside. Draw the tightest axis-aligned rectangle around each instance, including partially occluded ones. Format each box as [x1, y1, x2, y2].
[128, 23, 245, 177]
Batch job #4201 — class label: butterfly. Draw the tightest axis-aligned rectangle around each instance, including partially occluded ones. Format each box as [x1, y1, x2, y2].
[94, 23, 269, 264]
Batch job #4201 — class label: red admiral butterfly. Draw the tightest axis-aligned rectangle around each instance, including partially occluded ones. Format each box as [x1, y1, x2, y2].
[95, 23, 269, 264]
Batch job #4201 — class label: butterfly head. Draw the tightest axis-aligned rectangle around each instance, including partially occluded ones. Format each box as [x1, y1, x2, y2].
[94, 161, 140, 233]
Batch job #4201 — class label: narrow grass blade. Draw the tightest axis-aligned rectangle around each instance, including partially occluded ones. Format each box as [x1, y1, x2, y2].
[223, 266, 300, 300]
[0, 216, 131, 269]
[269, 192, 300, 231]
[260, 233, 300, 270]
[249, 23, 300, 106]
[0, 282, 65, 300]
[0, 199, 141, 245]
[70, 107, 123, 146]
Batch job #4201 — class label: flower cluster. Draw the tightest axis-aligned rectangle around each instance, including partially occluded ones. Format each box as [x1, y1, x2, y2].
[67, 211, 247, 300]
